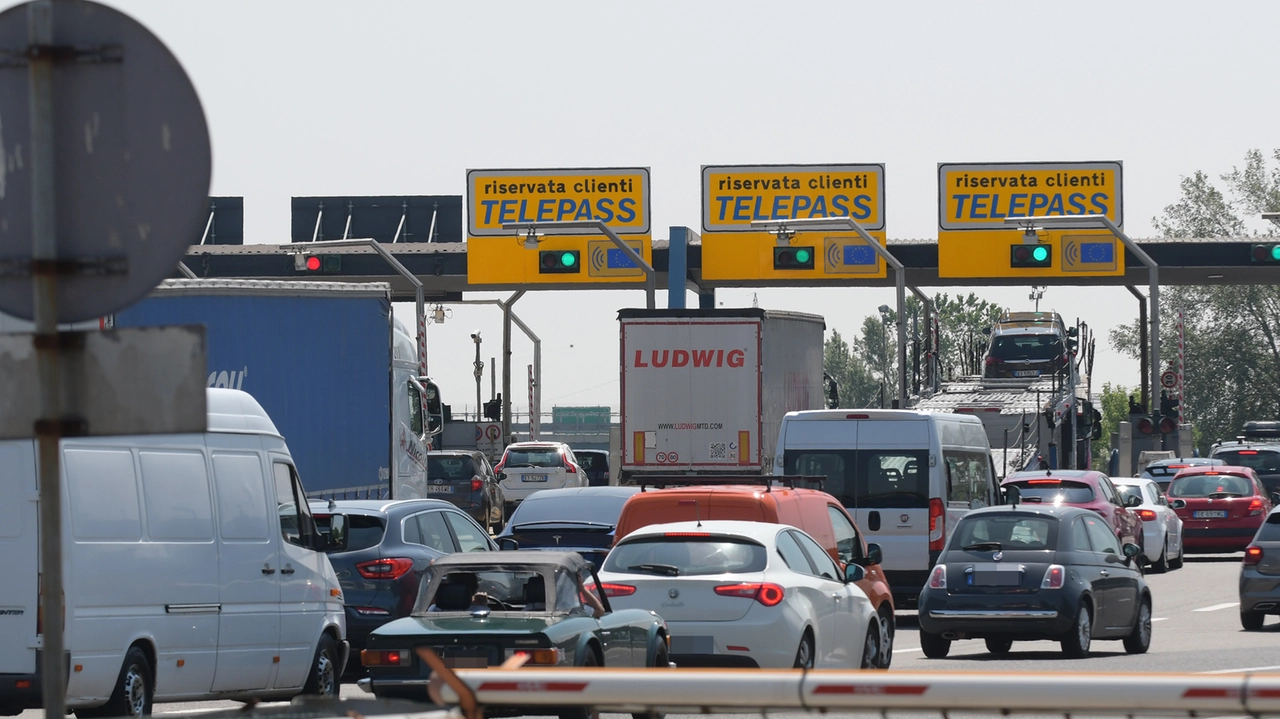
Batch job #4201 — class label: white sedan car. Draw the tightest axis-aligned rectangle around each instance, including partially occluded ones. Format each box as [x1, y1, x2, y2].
[1113, 476, 1184, 572]
[596, 519, 880, 669]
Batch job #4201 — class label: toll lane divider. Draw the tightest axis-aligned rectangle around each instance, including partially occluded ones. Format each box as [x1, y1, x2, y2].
[435, 668, 1280, 715]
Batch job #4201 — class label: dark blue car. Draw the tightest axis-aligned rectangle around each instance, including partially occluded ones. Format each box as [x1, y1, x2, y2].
[310, 499, 497, 675]
[495, 486, 640, 569]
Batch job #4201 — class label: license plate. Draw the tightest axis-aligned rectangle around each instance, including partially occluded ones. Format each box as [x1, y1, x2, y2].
[443, 656, 488, 668]
[669, 635, 715, 654]
[973, 568, 1021, 586]
[1013, 370, 1039, 377]
[428, 485, 454, 493]
[1193, 510, 1227, 518]
[522, 474, 548, 483]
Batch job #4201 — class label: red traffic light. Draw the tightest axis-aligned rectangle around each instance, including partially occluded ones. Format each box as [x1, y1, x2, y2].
[1159, 416, 1177, 434]
[306, 256, 321, 271]
[1136, 417, 1155, 435]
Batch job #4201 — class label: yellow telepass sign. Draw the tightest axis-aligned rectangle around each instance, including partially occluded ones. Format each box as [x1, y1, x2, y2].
[467, 167, 650, 237]
[701, 164, 887, 281]
[937, 161, 1125, 278]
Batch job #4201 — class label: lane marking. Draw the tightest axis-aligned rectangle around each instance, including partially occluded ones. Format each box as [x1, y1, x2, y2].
[1202, 664, 1280, 674]
[893, 646, 922, 654]
[1152, 617, 1169, 622]
[1193, 602, 1241, 612]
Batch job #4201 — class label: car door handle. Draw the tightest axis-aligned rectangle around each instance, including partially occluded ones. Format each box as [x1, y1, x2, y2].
[261, 564, 276, 575]
[281, 564, 296, 575]
[1099, 570, 1110, 576]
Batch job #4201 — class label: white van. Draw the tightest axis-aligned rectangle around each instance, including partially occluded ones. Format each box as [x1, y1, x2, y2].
[0, 389, 348, 717]
[774, 409, 997, 607]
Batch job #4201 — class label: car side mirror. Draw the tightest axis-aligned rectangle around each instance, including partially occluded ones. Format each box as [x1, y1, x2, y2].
[324, 514, 348, 552]
[1171, 499, 1186, 509]
[1124, 494, 1142, 508]
[866, 542, 883, 566]
[1271, 492, 1280, 505]
[1122, 542, 1141, 559]
[497, 472, 506, 481]
[845, 564, 865, 583]
[498, 537, 519, 551]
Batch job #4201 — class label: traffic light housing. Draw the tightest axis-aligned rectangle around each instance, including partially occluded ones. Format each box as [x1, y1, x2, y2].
[774, 246, 815, 271]
[1159, 393, 1180, 434]
[1251, 243, 1280, 263]
[483, 395, 502, 422]
[294, 253, 342, 274]
[1136, 416, 1155, 435]
[539, 250, 580, 274]
[1010, 243, 1052, 268]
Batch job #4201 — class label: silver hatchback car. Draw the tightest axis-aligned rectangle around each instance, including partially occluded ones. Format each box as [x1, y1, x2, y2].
[1240, 507, 1280, 630]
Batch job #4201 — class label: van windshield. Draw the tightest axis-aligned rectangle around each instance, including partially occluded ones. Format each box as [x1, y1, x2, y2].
[784, 449, 930, 509]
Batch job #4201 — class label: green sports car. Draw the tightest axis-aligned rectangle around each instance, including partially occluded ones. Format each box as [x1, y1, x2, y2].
[356, 551, 671, 711]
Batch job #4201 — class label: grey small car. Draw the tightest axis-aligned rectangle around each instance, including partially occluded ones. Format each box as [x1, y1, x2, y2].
[1240, 507, 1280, 630]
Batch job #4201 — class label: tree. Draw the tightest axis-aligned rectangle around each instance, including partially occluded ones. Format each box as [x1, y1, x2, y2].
[1110, 149, 1280, 453]
[823, 330, 880, 409]
[930, 293, 1008, 379]
[1092, 382, 1133, 468]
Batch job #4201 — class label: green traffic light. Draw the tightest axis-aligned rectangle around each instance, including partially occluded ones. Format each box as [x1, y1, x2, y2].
[794, 248, 812, 264]
[1272, 246, 1280, 261]
[560, 252, 577, 267]
[1031, 246, 1049, 262]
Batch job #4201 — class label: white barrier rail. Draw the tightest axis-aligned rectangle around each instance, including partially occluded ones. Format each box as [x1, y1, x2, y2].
[432, 668, 1280, 715]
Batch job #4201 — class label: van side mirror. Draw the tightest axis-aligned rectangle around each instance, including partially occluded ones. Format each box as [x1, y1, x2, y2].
[325, 514, 348, 552]
[866, 543, 883, 566]
[844, 564, 865, 583]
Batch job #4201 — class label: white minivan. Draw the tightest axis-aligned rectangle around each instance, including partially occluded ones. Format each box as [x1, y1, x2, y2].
[0, 389, 348, 717]
[774, 409, 997, 608]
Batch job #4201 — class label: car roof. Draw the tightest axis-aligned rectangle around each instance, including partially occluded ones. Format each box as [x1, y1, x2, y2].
[1147, 457, 1220, 465]
[1110, 476, 1153, 486]
[573, 449, 608, 455]
[1212, 442, 1280, 453]
[962, 504, 1089, 520]
[306, 498, 456, 514]
[506, 442, 569, 449]
[1172, 465, 1257, 478]
[431, 549, 589, 571]
[619, 519, 786, 541]
[632, 483, 827, 499]
[429, 450, 483, 458]
[1004, 469, 1099, 483]
[520, 486, 640, 500]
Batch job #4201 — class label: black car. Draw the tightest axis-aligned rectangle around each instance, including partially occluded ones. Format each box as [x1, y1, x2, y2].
[917, 503, 1150, 659]
[310, 499, 498, 674]
[425, 450, 506, 533]
[574, 449, 611, 487]
[982, 311, 1072, 379]
[495, 486, 640, 569]
[1210, 441, 1280, 496]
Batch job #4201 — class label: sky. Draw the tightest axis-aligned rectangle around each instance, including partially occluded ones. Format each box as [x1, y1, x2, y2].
[67, 0, 1280, 419]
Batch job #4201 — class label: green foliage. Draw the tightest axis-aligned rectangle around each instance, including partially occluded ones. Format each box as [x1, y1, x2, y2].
[1111, 149, 1280, 453]
[1092, 382, 1133, 467]
[823, 330, 880, 409]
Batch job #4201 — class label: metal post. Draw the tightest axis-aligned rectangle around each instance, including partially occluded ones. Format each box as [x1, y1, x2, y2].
[1127, 286, 1148, 412]
[508, 314, 541, 441]
[502, 291, 525, 442]
[501, 221, 656, 310]
[29, 4, 66, 717]
[489, 357, 496, 400]
[472, 334, 482, 421]
[909, 287, 934, 396]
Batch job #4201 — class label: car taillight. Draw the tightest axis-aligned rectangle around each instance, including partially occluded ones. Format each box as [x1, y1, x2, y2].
[352, 606, 391, 616]
[1136, 509, 1157, 522]
[927, 564, 946, 589]
[361, 649, 410, 667]
[1249, 498, 1265, 516]
[1244, 545, 1264, 566]
[564, 458, 577, 473]
[714, 582, 785, 606]
[928, 498, 945, 551]
[596, 582, 636, 597]
[517, 648, 560, 665]
[356, 557, 415, 580]
[985, 356, 1003, 365]
[471, 478, 483, 492]
[1041, 564, 1066, 589]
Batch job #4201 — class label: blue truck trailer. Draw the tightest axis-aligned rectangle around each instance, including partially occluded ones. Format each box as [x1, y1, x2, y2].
[111, 279, 430, 499]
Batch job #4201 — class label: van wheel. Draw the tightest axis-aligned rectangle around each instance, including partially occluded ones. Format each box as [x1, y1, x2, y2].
[302, 634, 340, 697]
[77, 646, 153, 718]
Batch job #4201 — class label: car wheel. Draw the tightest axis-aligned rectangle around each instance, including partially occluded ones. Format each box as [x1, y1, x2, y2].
[558, 650, 601, 719]
[75, 646, 153, 718]
[876, 605, 895, 669]
[860, 623, 882, 669]
[633, 644, 669, 719]
[302, 634, 340, 697]
[1124, 598, 1152, 654]
[1151, 535, 1170, 574]
[1060, 602, 1092, 658]
[1169, 540, 1184, 570]
[919, 630, 950, 659]
[792, 631, 815, 669]
[1242, 609, 1266, 631]
[984, 637, 1013, 655]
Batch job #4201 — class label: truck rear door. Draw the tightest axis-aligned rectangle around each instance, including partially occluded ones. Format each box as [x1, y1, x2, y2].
[0, 440, 38, 676]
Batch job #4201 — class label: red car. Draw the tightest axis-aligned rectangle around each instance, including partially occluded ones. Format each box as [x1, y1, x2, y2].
[1001, 470, 1145, 549]
[1168, 465, 1272, 553]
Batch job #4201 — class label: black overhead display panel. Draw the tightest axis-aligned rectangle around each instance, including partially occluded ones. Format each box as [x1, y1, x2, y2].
[290, 195, 463, 244]
[203, 196, 244, 245]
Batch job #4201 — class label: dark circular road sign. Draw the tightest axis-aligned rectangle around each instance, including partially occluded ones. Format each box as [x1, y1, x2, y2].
[0, 0, 211, 322]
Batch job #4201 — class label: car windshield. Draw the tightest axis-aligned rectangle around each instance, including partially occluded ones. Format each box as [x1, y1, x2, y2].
[603, 537, 766, 576]
[1169, 473, 1253, 498]
[1257, 512, 1280, 541]
[1115, 485, 1145, 505]
[989, 335, 1064, 361]
[428, 455, 476, 480]
[1213, 450, 1280, 475]
[954, 515, 1056, 550]
[313, 513, 384, 553]
[1008, 480, 1094, 504]
[510, 495, 628, 525]
[577, 453, 605, 470]
[414, 566, 574, 614]
[503, 448, 564, 468]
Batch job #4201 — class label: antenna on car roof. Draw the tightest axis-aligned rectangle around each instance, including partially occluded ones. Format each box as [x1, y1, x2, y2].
[695, 498, 702, 528]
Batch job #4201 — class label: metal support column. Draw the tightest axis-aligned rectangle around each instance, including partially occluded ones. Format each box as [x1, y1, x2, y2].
[1127, 286, 1148, 412]
[501, 291, 525, 442]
